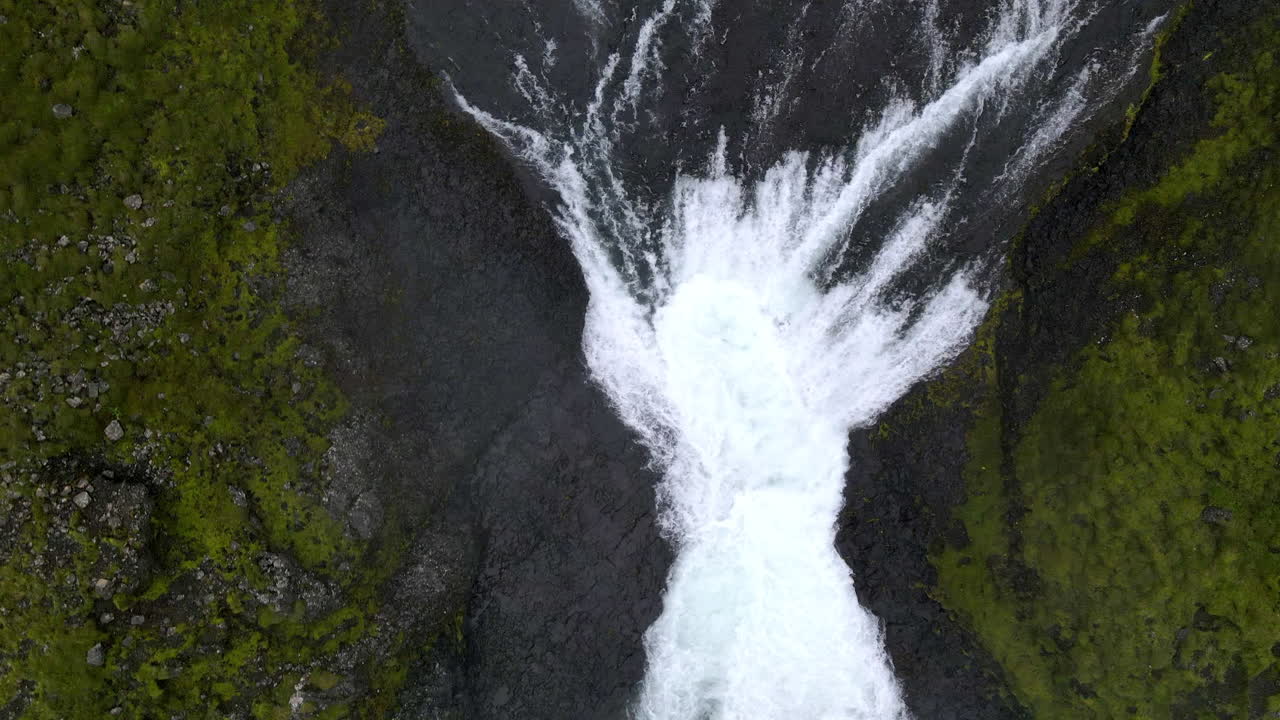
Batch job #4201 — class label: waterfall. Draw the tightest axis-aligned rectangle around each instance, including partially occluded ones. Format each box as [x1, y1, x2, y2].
[439, 0, 1171, 717]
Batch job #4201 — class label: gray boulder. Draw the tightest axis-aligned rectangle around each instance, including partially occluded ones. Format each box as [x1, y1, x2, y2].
[86, 643, 105, 667]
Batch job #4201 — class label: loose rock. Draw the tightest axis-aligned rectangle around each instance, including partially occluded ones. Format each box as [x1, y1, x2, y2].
[105, 420, 124, 442]
[52, 103, 73, 119]
[86, 643, 105, 667]
[1201, 506, 1233, 526]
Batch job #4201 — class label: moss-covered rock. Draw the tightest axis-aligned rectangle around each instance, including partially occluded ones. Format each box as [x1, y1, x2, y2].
[928, 4, 1280, 718]
[0, 1, 447, 717]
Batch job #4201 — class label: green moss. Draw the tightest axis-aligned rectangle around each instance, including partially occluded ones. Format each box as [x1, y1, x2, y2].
[0, 0, 421, 717]
[359, 649, 412, 719]
[934, 11, 1280, 719]
[308, 671, 343, 692]
[1077, 13, 1276, 255]
[1120, 2, 1192, 143]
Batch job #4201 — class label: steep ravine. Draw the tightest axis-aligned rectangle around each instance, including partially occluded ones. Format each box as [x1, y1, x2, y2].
[131, 0, 1280, 717]
[1, 0, 1275, 718]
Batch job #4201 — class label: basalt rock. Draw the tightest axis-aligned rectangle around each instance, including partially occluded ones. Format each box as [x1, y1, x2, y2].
[284, 2, 672, 716]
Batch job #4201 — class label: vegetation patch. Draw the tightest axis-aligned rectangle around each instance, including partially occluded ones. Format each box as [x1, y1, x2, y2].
[932, 10, 1280, 719]
[0, 0, 426, 716]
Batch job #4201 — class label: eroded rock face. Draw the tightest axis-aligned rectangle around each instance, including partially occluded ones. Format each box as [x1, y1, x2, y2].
[461, 367, 670, 720]
[840, 407, 1027, 720]
[285, 2, 673, 716]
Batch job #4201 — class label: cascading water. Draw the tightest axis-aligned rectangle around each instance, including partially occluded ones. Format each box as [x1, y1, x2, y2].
[430, 0, 1174, 717]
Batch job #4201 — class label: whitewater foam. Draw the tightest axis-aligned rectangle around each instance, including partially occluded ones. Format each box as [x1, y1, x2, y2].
[446, 0, 1167, 717]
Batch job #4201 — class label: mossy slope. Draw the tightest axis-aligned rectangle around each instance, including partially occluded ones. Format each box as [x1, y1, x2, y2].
[0, 1, 438, 717]
[929, 6, 1280, 718]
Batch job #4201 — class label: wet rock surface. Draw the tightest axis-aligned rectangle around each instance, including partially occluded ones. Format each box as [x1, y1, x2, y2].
[841, 400, 1028, 720]
[284, 1, 670, 716]
[461, 368, 669, 720]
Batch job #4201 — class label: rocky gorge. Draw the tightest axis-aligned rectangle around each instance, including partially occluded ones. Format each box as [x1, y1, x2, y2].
[0, 0, 1277, 719]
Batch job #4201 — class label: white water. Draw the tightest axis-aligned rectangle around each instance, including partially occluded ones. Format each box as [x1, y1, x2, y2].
[450, 1, 1163, 717]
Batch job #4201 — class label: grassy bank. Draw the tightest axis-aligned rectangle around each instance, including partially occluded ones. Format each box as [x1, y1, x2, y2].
[0, 1, 428, 717]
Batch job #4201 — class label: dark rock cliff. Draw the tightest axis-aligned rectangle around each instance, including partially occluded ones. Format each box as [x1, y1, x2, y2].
[286, 2, 670, 717]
